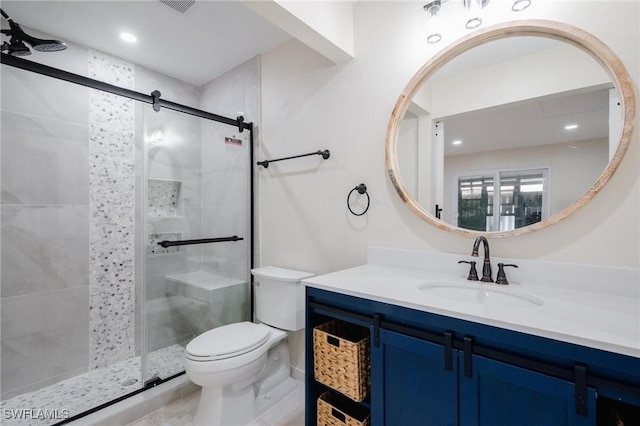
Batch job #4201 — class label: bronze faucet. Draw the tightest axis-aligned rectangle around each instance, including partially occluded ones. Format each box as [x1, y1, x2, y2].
[495, 263, 518, 285]
[471, 236, 493, 282]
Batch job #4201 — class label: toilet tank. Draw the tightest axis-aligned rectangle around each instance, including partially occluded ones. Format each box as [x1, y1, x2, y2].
[251, 266, 315, 331]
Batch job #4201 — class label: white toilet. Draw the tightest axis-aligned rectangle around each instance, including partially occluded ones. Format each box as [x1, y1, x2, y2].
[184, 266, 314, 426]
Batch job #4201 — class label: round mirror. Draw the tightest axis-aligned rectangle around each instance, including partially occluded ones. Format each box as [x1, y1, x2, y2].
[386, 20, 635, 238]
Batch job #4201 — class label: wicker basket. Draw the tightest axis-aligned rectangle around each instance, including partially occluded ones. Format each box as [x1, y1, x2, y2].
[313, 320, 370, 402]
[317, 391, 370, 426]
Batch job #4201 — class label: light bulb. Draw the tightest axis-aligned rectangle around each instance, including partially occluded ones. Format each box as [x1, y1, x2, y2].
[512, 0, 531, 12]
[424, 0, 443, 44]
[464, 0, 490, 30]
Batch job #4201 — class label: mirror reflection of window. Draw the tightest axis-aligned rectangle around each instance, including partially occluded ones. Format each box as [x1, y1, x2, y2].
[457, 175, 494, 231]
[455, 168, 548, 232]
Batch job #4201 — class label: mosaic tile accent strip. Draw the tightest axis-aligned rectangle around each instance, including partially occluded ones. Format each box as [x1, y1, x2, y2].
[148, 179, 181, 217]
[88, 50, 136, 370]
[148, 233, 182, 255]
[0, 345, 186, 426]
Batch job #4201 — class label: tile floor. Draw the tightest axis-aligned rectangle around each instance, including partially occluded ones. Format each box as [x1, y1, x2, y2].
[126, 380, 305, 426]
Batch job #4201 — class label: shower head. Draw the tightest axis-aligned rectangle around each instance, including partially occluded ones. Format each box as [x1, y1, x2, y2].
[1, 8, 67, 56]
[1, 39, 31, 56]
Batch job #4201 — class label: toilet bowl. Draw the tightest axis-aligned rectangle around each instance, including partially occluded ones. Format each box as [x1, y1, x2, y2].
[184, 266, 314, 426]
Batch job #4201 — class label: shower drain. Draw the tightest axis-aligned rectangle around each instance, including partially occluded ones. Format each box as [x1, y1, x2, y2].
[121, 378, 139, 387]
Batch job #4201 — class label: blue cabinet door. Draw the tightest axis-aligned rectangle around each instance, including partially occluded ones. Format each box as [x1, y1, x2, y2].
[372, 328, 458, 426]
[459, 354, 596, 426]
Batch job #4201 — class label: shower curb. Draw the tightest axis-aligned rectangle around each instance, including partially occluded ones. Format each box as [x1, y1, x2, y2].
[68, 375, 198, 426]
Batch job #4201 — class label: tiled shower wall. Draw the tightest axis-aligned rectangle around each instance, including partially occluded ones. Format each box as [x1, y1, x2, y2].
[0, 46, 140, 397]
[200, 56, 259, 279]
[87, 51, 136, 369]
[142, 95, 203, 353]
[1, 43, 92, 399]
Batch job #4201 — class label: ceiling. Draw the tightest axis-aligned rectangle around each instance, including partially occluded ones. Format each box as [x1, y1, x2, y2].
[1, 0, 291, 86]
[442, 86, 613, 156]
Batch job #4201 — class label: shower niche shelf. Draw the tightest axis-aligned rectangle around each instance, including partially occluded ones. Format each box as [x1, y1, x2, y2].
[148, 179, 182, 217]
[147, 179, 185, 256]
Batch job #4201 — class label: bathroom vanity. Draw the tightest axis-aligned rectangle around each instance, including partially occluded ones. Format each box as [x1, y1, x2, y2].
[304, 248, 640, 426]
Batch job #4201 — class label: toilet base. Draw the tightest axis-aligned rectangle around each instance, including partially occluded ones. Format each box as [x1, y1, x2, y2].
[191, 378, 300, 426]
[189, 339, 294, 426]
[193, 382, 258, 426]
[255, 377, 299, 416]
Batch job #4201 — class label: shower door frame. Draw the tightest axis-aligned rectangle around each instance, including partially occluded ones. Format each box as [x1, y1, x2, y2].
[0, 52, 257, 424]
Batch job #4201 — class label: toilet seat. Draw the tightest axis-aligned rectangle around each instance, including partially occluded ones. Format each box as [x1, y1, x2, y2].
[185, 322, 271, 362]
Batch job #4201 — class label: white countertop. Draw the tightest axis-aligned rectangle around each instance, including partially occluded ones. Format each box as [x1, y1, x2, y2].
[303, 247, 640, 358]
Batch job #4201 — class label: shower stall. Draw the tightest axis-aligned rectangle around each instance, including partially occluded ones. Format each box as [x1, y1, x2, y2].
[0, 38, 256, 425]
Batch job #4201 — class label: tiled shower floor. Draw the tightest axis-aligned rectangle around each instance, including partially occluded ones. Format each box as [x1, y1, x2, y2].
[0, 344, 185, 426]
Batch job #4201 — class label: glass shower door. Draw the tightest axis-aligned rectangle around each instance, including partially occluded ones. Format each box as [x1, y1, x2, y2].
[143, 105, 251, 382]
[0, 58, 145, 424]
[1, 48, 253, 424]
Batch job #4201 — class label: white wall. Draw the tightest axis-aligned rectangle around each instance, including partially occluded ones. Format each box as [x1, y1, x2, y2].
[398, 115, 419, 198]
[275, 1, 354, 57]
[241, 0, 354, 64]
[259, 1, 640, 375]
[431, 42, 610, 119]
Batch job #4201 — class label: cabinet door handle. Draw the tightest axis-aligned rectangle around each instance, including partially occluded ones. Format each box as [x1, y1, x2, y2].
[574, 364, 588, 416]
[444, 331, 453, 372]
[463, 336, 473, 378]
[373, 314, 381, 348]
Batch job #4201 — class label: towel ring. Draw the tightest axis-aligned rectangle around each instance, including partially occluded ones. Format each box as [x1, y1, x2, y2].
[347, 184, 370, 216]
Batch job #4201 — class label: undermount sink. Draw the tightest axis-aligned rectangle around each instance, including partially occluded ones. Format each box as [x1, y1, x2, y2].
[417, 282, 544, 308]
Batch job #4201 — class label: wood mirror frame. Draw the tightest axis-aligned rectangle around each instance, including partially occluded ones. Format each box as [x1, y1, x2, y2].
[386, 20, 635, 238]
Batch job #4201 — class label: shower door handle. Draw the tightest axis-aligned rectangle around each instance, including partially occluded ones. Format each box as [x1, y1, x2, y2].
[158, 236, 243, 248]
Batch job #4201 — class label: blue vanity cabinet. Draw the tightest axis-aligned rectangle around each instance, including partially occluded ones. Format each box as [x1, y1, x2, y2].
[459, 354, 596, 426]
[306, 287, 637, 426]
[371, 327, 458, 425]
[372, 328, 596, 426]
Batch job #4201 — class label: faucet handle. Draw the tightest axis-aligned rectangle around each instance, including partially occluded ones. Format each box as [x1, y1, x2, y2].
[458, 260, 479, 281]
[495, 263, 518, 285]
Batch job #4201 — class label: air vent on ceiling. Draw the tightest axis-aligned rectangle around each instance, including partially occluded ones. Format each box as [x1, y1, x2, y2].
[158, 0, 196, 14]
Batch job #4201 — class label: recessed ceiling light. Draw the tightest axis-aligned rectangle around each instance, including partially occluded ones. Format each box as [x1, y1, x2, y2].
[564, 124, 578, 130]
[120, 32, 137, 43]
[452, 140, 462, 145]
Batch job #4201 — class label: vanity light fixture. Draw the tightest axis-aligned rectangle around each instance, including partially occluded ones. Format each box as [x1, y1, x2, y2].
[564, 124, 578, 130]
[423, 0, 532, 43]
[452, 140, 462, 145]
[120, 32, 137, 43]
[424, 0, 442, 44]
[512, 0, 532, 12]
[464, 0, 490, 30]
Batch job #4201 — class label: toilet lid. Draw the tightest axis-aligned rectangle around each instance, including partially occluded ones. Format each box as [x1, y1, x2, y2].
[186, 322, 271, 360]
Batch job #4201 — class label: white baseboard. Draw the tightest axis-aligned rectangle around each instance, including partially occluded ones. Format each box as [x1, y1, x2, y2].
[290, 366, 305, 383]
